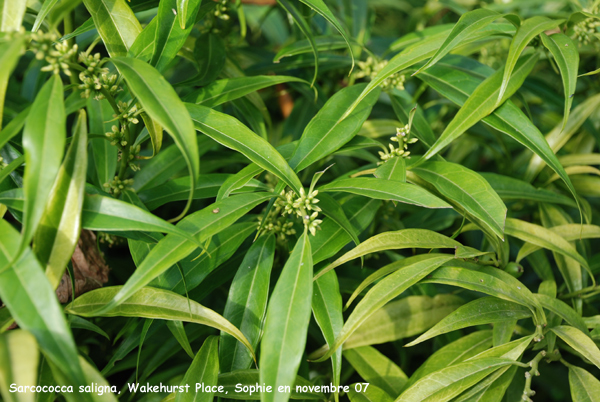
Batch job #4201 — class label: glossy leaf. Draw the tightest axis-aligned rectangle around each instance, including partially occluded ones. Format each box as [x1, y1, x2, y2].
[407, 297, 531, 347]
[216, 369, 323, 400]
[375, 157, 406, 182]
[569, 366, 600, 402]
[0, 330, 38, 402]
[347, 384, 393, 402]
[0, 33, 24, 130]
[166, 320, 194, 359]
[0, 0, 26, 32]
[551, 326, 600, 369]
[176, 336, 219, 402]
[65, 286, 256, 361]
[260, 231, 313, 402]
[220, 234, 275, 372]
[319, 178, 451, 210]
[112, 57, 200, 220]
[186, 103, 302, 194]
[343, 346, 407, 397]
[33, 110, 87, 289]
[412, 161, 507, 239]
[82, 0, 142, 57]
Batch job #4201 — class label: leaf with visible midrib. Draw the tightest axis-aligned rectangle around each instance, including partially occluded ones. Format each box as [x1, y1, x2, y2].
[176, 336, 219, 402]
[260, 232, 313, 402]
[82, 0, 142, 57]
[66, 286, 256, 362]
[312, 254, 453, 362]
[186, 103, 302, 195]
[406, 298, 531, 347]
[569, 366, 600, 402]
[319, 177, 451, 210]
[551, 326, 600, 369]
[34, 110, 88, 289]
[112, 57, 200, 221]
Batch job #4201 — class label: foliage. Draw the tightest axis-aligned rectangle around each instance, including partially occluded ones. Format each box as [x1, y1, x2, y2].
[1, 0, 600, 401]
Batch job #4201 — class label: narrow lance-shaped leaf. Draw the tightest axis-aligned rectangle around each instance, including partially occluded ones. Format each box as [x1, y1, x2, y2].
[319, 178, 451, 210]
[186, 103, 302, 194]
[497, 16, 563, 105]
[82, 0, 142, 57]
[88, 98, 118, 187]
[297, 0, 355, 73]
[289, 84, 380, 172]
[277, 0, 319, 87]
[0, 36, 24, 130]
[413, 8, 503, 76]
[32, 0, 60, 32]
[540, 33, 579, 128]
[166, 321, 194, 359]
[569, 366, 600, 402]
[422, 52, 539, 161]
[18, 75, 66, 261]
[315, 229, 477, 280]
[411, 161, 507, 240]
[0, 221, 90, 399]
[112, 57, 200, 220]
[406, 297, 532, 347]
[0, 330, 38, 402]
[33, 110, 88, 289]
[177, 336, 219, 402]
[552, 326, 600, 369]
[534, 294, 588, 334]
[312, 254, 453, 362]
[312, 270, 344, 401]
[260, 231, 313, 402]
[0, 0, 26, 32]
[220, 234, 275, 372]
[151, 0, 203, 72]
[66, 286, 256, 362]
[177, 0, 190, 29]
[95, 193, 272, 314]
[347, 384, 393, 402]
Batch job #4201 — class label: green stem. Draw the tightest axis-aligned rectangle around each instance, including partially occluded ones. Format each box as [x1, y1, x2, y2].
[100, 87, 131, 181]
[522, 350, 547, 402]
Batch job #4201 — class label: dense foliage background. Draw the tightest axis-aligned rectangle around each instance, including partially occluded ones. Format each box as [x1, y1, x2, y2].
[1, 0, 600, 401]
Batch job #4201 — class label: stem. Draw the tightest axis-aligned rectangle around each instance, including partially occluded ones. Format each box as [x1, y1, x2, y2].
[99, 87, 131, 181]
[559, 285, 598, 299]
[522, 350, 546, 402]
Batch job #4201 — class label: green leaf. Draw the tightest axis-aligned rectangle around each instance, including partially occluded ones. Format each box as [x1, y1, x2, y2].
[480, 172, 576, 207]
[505, 218, 590, 276]
[418, 56, 579, 209]
[289, 83, 380, 172]
[534, 294, 587, 334]
[216, 369, 324, 400]
[0, 330, 38, 402]
[540, 33, 578, 128]
[87, 99, 118, 187]
[551, 326, 600, 369]
[344, 294, 464, 350]
[65, 286, 256, 361]
[517, 224, 600, 261]
[343, 346, 407, 397]
[0, 104, 29, 151]
[32, 0, 60, 31]
[33, 110, 87, 289]
[312, 271, 344, 400]
[68, 315, 110, 340]
[296, 0, 355, 72]
[375, 157, 406, 182]
[412, 161, 507, 239]
[317, 193, 360, 247]
[0, 36, 24, 131]
[275, 35, 348, 62]
[139, 174, 266, 210]
[319, 178, 451, 210]
[82, 0, 142, 57]
[569, 366, 600, 402]
[406, 298, 532, 347]
[313, 254, 453, 362]
[19, 75, 66, 259]
[395, 358, 518, 402]
[422, 52, 539, 160]
[151, 0, 202, 72]
[413, 8, 502, 76]
[186, 103, 302, 194]
[216, 164, 264, 202]
[498, 16, 562, 104]
[0, 156, 23, 186]
[0, 220, 89, 397]
[347, 384, 393, 402]
[185, 76, 308, 108]
[184, 33, 226, 86]
[277, 0, 319, 86]
[260, 231, 313, 402]
[0, 0, 26, 32]
[112, 57, 200, 220]
[220, 234, 275, 372]
[315, 229, 476, 280]
[166, 320, 194, 359]
[405, 331, 493, 389]
[176, 336, 219, 402]
[97, 193, 272, 314]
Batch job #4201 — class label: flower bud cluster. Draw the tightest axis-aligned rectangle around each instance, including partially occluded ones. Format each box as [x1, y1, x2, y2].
[214, 0, 230, 20]
[103, 176, 134, 196]
[258, 188, 323, 239]
[355, 56, 406, 91]
[378, 125, 418, 165]
[30, 32, 78, 76]
[573, 16, 600, 45]
[127, 144, 141, 171]
[78, 53, 120, 100]
[115, 101, 140, 125]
